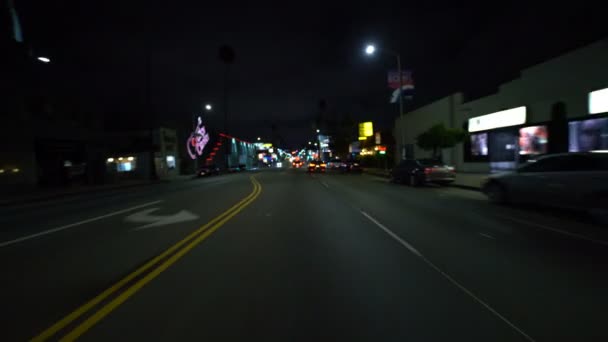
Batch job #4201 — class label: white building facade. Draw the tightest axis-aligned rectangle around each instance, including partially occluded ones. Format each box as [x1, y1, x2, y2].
[395, 39, 608, 173]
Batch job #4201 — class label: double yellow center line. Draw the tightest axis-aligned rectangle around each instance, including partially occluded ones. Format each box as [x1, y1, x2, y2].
[32, 176, 262, 341]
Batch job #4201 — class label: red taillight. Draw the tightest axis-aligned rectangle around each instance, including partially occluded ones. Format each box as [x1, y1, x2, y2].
[424, 167, 432, 175]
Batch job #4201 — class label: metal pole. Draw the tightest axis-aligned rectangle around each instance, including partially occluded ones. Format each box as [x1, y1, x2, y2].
[396, 53, 405, 161]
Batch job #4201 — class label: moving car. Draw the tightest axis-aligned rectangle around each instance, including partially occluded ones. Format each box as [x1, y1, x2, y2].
[197, 164, 220, 177]
[390, 159, 455, 186]
[307, 160, 326, 173]
[292, 159, 303, 168]
[482, 152, 608, 218]
[339, 161, 362, 173]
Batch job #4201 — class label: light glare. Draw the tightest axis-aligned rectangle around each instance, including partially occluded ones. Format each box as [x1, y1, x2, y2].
[365, 45, 376, 55]
[37, 56, 50, 63]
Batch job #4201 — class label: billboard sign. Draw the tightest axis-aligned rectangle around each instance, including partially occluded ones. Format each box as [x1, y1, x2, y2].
[468, 107, 527, 133]
[358, 122, 374, 138]
[387, 70, 414, 90]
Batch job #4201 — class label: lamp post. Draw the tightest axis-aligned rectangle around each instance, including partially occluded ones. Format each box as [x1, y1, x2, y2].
[365, 44, 405, 160]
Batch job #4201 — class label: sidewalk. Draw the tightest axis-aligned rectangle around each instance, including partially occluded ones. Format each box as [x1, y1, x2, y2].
[363, 168, 488, 190]
[0, 175, 193, 207]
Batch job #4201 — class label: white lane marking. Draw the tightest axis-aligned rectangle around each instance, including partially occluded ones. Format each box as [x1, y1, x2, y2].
[479, 232, 496, 240]
[321, 181, 329, 189]
[0, 200, 162, 248]
[495, 214, 608, 247]
[128, 208, 199, 231]
[360, 211, 421, 257]
[359, 211, 535, 342]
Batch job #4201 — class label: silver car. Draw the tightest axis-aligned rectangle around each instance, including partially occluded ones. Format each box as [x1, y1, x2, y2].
[482, 152, 608, 218]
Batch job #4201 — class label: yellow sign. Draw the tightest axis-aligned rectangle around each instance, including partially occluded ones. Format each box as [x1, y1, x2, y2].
[358, 136, 367, 140]
[358, 122, 374, 137]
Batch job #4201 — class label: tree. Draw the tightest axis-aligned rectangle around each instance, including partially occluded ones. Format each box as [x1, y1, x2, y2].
[416, 123, 467, 159]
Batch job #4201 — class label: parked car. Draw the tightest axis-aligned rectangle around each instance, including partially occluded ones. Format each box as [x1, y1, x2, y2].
[307, 160, 326, 173]
[390, 159, 455, 186]
[481, 153, 608, 219]
[339, 161, 362, 173]
[197, 164, 220, 177]
[326, 158, 342, 170]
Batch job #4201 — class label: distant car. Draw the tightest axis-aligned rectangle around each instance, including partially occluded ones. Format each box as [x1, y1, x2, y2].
[390, 159, 455, 186]
[198, 165, 220, 177]
[292, 160, 303, 168]
[339, 161, 362, 173]
[327, 158, 342, 170]
[482, 152, 608, 219]
[307, 160, 326, 173]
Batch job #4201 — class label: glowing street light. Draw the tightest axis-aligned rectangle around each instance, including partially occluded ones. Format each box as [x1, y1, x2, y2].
[257, 137, 261, 141]
[204, 103, 212, 111]
[316, 129, 320, 133]
[308, 141, 312, 145]
[365, 44, 376, 55]
[37, 56, 50, 63]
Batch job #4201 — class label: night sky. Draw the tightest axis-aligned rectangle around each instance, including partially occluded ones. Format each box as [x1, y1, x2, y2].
[16, 1, 608, 147]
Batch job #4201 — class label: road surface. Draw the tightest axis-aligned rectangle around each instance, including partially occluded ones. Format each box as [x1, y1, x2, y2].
[1, 168, 607, 341]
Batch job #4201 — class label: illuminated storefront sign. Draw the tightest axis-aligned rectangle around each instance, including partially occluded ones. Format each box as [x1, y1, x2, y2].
[186, 117, 210, 159]
[468, 107, 527, 132]
[358, 122, 374, 138]
[589, 88, 608, 114]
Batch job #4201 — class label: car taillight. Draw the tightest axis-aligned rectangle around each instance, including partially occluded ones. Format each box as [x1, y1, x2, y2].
[321, 164, 326, 167]
[424, 167, 432, 175]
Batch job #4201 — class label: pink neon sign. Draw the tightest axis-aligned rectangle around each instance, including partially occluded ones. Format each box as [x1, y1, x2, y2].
[187, 117, 210, 160]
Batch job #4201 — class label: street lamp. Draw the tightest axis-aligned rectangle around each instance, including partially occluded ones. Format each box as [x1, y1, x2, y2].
[257, 137, 261, 141]
[365, 44, 376, 55]
[205, 103, 212, 111]
[365, 43, 406, 160]
[308, 141, 312, 145]
[316, 129, 320, 133]
[37, 56, 50, 63]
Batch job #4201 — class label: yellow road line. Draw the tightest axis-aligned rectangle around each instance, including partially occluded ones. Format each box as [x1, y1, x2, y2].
[60, 178, 261, 341]
[31, 176, 261, 342]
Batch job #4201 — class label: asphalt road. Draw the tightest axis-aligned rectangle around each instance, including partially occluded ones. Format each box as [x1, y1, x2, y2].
[2, 168, 608, 341]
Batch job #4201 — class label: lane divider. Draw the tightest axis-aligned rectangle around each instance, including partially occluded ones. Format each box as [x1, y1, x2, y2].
[31, 176, 262, 342]
[360, 210, 536, 342]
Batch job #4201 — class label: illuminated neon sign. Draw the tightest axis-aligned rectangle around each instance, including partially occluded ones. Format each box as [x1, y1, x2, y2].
[187, 117, 210, 160]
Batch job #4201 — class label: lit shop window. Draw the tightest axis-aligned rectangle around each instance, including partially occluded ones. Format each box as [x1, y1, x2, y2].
[107, 157, 136, 172]
[166, 155, 176, 169]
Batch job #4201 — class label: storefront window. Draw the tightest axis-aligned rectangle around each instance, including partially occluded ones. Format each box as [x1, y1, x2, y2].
[569, 117, 608, 152]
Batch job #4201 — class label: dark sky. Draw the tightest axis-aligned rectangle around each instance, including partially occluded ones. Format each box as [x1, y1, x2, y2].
[16, 1, 608, 148]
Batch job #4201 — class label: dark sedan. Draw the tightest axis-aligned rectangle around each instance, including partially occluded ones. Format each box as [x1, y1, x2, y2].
[390, 159, 455, 186]
[307, 160, 326, 173]
[339, 161, 362, 173]
[197, 164, 221, 177]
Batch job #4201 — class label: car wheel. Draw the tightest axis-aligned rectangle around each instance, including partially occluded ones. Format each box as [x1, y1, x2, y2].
[485, 182, 507, 204]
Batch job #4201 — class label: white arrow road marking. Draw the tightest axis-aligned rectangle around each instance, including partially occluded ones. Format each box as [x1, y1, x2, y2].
[127, 208, 199, 231]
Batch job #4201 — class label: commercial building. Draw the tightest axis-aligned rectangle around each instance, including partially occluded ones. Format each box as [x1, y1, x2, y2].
[394, 39, 608, 172]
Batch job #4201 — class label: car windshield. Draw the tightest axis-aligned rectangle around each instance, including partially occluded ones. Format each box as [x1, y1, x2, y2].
[3, 3, 606, 342]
